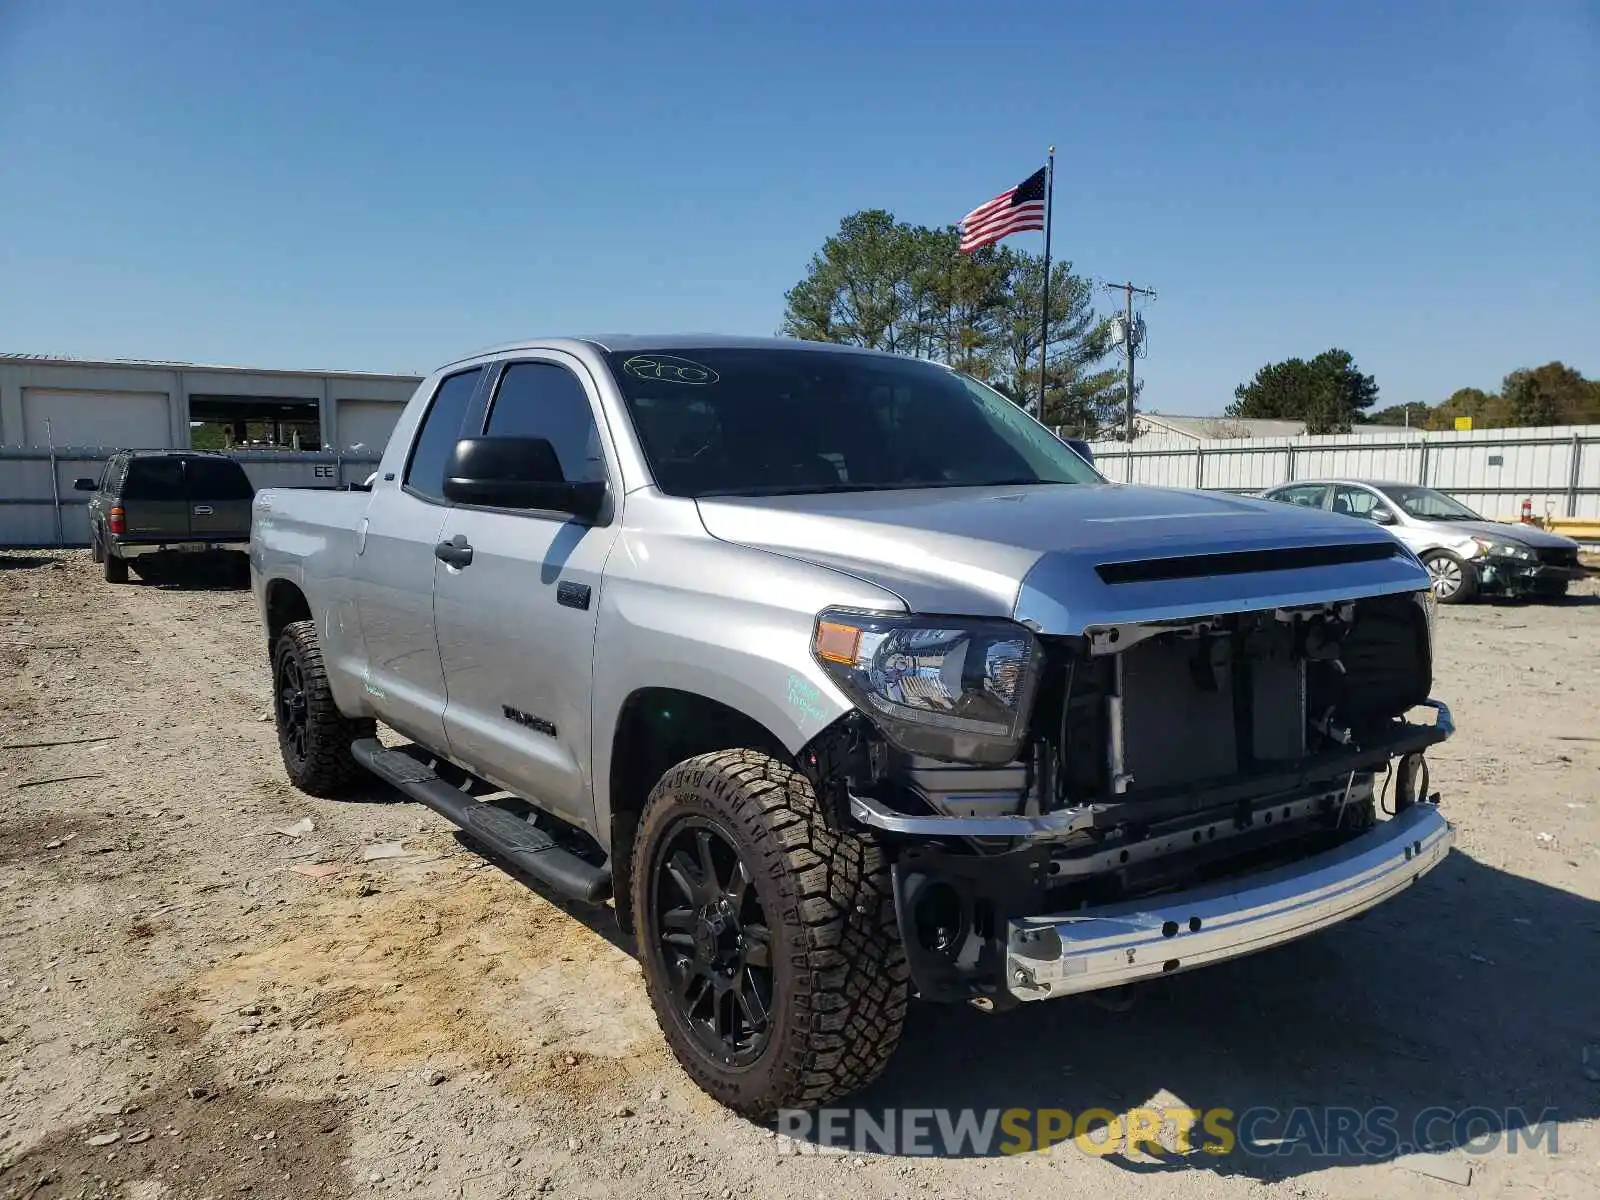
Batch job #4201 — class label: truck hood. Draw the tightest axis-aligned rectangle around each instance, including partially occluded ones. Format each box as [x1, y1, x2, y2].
[695, 483, 1430, 634]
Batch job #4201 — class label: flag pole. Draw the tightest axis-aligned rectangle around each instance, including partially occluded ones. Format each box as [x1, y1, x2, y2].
[1035, 146, 1055, 420]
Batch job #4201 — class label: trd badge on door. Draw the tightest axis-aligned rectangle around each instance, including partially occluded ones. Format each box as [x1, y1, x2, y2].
[502, 705, 557, 737]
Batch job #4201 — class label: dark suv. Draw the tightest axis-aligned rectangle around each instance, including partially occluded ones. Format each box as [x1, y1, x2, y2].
[75, 451, 255, 583]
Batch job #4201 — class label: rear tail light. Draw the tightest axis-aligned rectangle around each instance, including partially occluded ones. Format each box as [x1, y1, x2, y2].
[109, 506, 126, 535]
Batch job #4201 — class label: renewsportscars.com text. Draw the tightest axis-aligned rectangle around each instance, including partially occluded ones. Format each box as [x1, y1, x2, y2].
[773, 1105, 1560, 1159]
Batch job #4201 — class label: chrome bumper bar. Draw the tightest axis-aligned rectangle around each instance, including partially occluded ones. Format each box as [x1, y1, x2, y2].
[1005, 802, 1454, 1001]
[117, 540, 249, 558]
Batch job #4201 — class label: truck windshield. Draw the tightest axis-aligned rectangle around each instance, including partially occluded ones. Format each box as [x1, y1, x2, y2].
[604, 347, 1101, 497]
[1381, 485, 1482, 521]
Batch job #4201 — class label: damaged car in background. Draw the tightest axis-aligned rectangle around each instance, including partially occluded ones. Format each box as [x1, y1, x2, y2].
[1262, 477, 1586, 602]
[252, 336, 1456, 1119]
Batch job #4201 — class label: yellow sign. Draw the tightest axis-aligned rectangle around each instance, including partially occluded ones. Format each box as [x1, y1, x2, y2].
[1455, 416, 1473, 431]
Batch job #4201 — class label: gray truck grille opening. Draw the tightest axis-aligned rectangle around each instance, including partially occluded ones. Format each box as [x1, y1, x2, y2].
[1037, 594, 1431, 805]
[1115, 621, 1305, 793]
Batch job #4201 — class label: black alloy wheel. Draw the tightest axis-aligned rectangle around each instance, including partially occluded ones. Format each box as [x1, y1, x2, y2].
[630, 750, 909, 1120]
[270, 620, 373, 796]
[275, 647, 310, 772]
[650, 816, 774, 1065]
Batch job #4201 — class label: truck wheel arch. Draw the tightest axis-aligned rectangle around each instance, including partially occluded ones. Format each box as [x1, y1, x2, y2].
[265, 579, 312, 647]
[607, 687, 790, 934]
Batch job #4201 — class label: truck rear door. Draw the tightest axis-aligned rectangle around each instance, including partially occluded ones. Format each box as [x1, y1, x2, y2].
[185, 456, 255, 540]
[119, 458, 189, 541]
[352, 366, 485, 751]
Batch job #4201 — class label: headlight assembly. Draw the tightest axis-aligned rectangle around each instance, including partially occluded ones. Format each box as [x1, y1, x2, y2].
[811, 608, 1044, 765]
[1471, 537, 1533, 560]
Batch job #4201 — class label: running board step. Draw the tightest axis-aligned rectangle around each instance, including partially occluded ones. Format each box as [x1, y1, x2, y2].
[351, 739, 611, 903]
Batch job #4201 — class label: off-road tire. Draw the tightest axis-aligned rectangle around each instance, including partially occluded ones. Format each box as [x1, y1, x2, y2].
[632, 749, 910, 1121]
[272, 619, 374, 797]
[103, 548, 129, 584]
[1422, 549, 1476, 604]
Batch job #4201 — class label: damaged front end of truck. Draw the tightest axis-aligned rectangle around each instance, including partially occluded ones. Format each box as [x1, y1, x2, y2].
[799, 535, 1455, 1007]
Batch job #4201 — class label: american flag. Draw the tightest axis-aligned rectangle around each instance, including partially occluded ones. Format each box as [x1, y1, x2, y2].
[958, 166, 1047, 253]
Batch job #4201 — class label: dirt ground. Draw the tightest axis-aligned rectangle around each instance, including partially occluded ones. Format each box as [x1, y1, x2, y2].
[1, 549, 1596, 1200]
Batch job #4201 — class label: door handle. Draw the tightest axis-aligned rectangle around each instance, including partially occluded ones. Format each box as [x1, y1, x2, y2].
[193, 505, 214, 515]
[434, 534, 474, 568]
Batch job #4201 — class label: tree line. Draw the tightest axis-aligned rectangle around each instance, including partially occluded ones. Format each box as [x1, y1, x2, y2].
[779, 210, 1127, 435]
[783, 212, 1598, 439]
[1396, 362, 1600, 430]
[1228, 353, 1600, 434]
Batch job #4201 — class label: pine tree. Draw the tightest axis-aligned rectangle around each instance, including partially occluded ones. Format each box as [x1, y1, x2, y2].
[781, 212, 1122, 434]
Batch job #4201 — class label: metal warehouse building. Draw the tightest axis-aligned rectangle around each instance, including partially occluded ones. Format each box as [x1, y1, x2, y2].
[0, 354, 422, 546]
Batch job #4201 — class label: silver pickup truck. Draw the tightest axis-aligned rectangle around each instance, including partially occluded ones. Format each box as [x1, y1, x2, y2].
[251, 335, 1455, 1119]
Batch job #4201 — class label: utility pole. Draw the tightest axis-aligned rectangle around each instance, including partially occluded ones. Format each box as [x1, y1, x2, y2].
[1103, 280, 1155, 440]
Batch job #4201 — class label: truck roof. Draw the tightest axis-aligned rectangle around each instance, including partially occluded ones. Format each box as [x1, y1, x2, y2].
[440, 334, 906, 370]
[115, 449, 242, 460]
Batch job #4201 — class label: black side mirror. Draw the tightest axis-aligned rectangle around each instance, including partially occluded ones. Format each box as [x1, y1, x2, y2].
[1372, 507, 1397, 525]
[73, 478, 98, 492]
[443, 436, 604, 520]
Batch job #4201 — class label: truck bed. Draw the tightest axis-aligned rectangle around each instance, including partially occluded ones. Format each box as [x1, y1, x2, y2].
[251, 486, 374, 711]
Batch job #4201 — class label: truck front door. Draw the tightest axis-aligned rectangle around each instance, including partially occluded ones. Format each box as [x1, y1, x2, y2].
[432, 355, 620, 834]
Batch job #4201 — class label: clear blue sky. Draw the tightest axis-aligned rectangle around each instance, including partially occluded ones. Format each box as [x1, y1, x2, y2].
[1, 0, 1595, 414]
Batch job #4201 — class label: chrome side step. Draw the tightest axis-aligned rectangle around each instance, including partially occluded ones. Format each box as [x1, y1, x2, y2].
[350, 739, 611, 903]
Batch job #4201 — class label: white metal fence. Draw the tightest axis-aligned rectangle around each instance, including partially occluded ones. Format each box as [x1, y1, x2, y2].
[1085, 424, 1600, 522]
[0, 447, 381, 547]
[10, 425, 1600, 547]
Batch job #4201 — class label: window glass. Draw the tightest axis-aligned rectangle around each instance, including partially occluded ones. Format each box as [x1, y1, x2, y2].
[1332, 486, 1382, 519]
[484, 362, 607, 484]
[1271, 484, 1330, 509]
[185, 457, 256, 500]
[604, 348, 1099, 498]
[405, 368, 483, 500]
[121, 458, 185, 500]
[1383, 486, 1481, 521]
